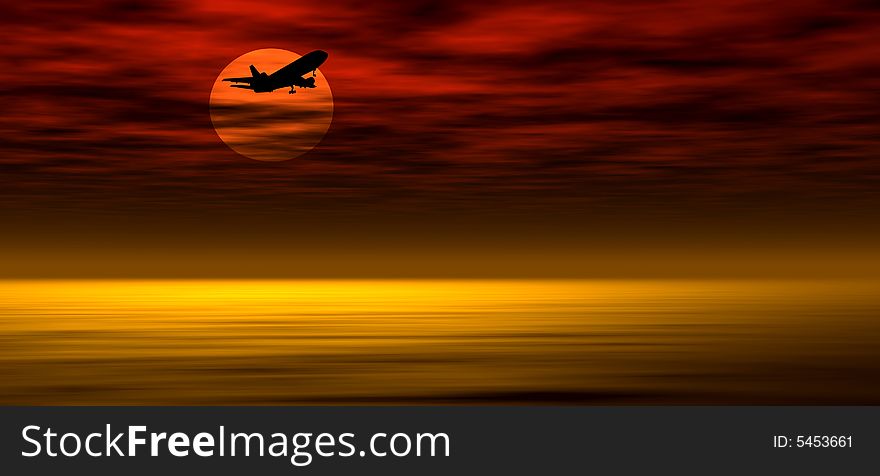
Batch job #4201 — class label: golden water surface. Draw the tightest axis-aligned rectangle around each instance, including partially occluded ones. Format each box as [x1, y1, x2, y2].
[1, 279, 879, 404]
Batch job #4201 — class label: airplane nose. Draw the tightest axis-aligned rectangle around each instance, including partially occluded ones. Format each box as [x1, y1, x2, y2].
[315, 50, 328, 62]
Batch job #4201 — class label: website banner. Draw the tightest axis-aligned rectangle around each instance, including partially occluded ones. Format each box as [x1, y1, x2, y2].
[2, 407, 876, 475]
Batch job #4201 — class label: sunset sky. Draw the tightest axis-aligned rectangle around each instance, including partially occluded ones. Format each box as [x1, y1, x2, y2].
[2, 0, 879, 277]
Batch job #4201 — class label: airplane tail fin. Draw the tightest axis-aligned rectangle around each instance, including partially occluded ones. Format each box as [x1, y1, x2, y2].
[249, 65, 260, 77]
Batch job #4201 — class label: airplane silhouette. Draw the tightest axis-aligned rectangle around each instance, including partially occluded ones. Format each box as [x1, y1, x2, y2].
[223, 50, 328, 94]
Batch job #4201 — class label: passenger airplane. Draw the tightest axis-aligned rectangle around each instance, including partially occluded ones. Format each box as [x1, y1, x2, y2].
[223, 50, 328, 94]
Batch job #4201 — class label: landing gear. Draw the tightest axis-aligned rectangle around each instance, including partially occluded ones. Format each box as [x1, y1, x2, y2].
[312, 70, 316, 77]
[289, 86, 296, 94]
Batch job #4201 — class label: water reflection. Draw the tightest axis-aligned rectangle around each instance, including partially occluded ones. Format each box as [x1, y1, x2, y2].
[1, 279, 878, 404]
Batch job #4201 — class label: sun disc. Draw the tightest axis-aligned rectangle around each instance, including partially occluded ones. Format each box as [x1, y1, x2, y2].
[210, 48, 333, 162]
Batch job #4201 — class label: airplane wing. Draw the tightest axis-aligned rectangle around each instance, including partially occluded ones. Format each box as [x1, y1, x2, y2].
[290, 76, 317, 88]
[222, 77, 255, 83]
